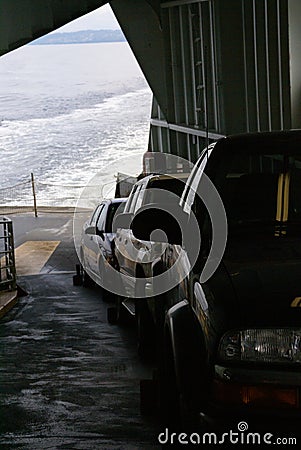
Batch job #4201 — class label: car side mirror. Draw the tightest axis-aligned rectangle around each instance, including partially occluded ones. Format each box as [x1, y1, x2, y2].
[112, 212, 134, 232]
[85, 225, 96, 235]
[131, 205, 186, 245]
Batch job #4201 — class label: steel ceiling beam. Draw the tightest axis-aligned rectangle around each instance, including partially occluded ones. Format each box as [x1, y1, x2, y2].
[0, 0, 107, 56]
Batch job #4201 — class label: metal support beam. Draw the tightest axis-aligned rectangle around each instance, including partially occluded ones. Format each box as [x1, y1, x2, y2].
[0, 0, 106, 56]
[151, 118, 224, 140]
[288, 0, 301, 128]
[111, 0, 170, 118]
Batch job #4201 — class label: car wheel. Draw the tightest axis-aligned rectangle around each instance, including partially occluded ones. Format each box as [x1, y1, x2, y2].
[82, 269, 94, 287]
[107, 296, 128, 325]
[73, 263, 94, 288]
[159, 329, 199, 432]
[157, 332, 182, 431]
[78, 251, 95, 288]
[101, 287, 113, 302]
[135, 300, 155, 359]
[73, 274, 82, 286]
[73, 264, 83, 286]
[107, 306, 118, 324]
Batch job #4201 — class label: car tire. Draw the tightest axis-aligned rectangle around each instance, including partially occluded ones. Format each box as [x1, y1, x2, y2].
[73, 263, 94, 288]
[107, 296, 128, 325]
[101, 287, 113, 302]
[82, 268, 94, 288]
[73, 264, 83, 286]
[107, 306, 118, 324]
[159, 329, 199, 432]
[157, 336, 182, 431]
[140, 377, 158, 416]
[135, 300, 155, 359]
[73, 274, 82, 286]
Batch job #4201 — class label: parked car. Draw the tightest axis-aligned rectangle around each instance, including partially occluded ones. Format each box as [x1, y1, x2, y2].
[129, 131, 301, 430]
[112, 173, 189, 349]
[75, 198, 127, 297]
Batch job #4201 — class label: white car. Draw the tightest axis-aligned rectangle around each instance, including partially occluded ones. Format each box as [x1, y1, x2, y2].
[76, 198, 127, 297]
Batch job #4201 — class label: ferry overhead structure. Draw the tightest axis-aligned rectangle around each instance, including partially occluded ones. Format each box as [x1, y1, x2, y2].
[1, 0, 301, 160]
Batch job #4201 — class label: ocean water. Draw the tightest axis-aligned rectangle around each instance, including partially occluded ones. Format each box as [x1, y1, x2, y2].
[0, 42, 152, 206]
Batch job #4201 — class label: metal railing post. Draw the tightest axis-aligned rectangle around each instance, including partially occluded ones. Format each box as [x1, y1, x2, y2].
[0, 217, 16, 292]
[31, 172, 38, 217]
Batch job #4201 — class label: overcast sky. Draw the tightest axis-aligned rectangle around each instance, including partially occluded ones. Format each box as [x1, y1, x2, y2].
[56, 4, 120, 32]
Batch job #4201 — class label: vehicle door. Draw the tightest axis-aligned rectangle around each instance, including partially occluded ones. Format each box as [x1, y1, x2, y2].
[175, 146, 215, 308]
[89, 203, 108, 275]
[82, 204, 103, 272]
[143, 176, 187, 277]
[101, 200, 126, 266]
[116, 182, 147, 278]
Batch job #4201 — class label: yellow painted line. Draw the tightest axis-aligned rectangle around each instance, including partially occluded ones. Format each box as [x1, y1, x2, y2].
[0, 290, 18, 319]
[15, 241, 60, 276]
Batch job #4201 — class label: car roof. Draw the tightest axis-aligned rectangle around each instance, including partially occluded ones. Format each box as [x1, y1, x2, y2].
[217, 130, 301, 154]
[135, 173, 190, 186]
[100, 198, 127, 206]
[110, 197, 127, 203]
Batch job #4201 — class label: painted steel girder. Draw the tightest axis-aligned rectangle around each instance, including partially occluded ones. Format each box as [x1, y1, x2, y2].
[111, 0, 170, 119]
[0, 0, 107, 56]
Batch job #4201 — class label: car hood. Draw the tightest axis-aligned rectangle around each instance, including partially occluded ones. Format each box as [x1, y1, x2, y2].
[222, 238, 301, 327]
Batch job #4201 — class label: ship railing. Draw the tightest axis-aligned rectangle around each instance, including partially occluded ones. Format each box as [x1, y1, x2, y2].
[0, 217, 16, 292]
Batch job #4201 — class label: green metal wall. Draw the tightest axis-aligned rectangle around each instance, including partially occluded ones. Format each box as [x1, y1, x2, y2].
[146, 0, 294, 161]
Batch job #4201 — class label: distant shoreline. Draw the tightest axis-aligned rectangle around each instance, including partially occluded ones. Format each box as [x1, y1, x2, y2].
[31, 41, 126, 46]
[31, 29, 126, 46]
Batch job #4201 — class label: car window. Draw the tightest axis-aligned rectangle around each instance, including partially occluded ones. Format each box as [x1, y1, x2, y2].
[193, 145, 301, 238]
[105, 201, 126, 232]
[128, 184, 144, 213]
[96, 204, 108, 232]
[133, 184, 145, 212]
[90, 204, 103, 225]
[143, 177, 187, 205]
[124, 185, 138, 213]
[218, 154, 301, 225]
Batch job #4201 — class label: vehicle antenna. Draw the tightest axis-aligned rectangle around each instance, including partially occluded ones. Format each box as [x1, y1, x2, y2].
[204, 45, 209, 161]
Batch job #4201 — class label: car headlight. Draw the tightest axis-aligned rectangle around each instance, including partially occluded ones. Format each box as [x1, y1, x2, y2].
[219, 328, 301, 364]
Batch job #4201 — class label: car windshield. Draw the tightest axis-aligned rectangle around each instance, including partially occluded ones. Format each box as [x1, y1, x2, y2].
[195, 133, 301, 243]
[206, 143, 301, 238]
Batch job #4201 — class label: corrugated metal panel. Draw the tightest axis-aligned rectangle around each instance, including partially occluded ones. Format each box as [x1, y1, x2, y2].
[288, 0, 301, 129]
[150, 0, 293, 159]
[241, 0, 291, 131]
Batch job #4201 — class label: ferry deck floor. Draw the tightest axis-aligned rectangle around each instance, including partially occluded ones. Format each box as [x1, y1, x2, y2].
[0, 212, 159, 449]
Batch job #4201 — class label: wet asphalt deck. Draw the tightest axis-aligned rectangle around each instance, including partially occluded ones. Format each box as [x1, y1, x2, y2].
[0, 212, 160, 449]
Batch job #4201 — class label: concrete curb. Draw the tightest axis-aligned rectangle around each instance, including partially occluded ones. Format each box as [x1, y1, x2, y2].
[0, 290, 18, 319]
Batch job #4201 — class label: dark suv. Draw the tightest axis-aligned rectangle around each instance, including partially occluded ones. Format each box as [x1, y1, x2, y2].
[131, 131, 301, 431]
